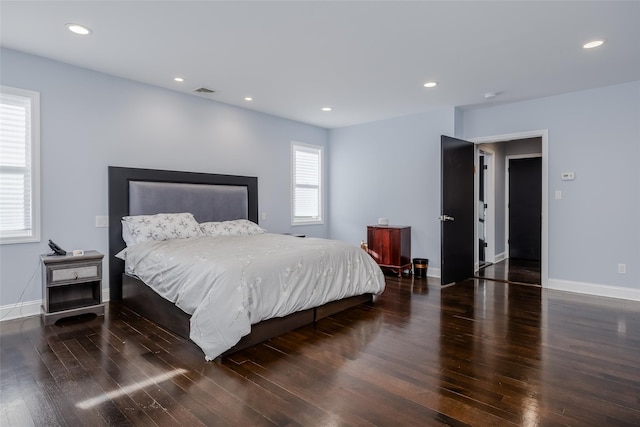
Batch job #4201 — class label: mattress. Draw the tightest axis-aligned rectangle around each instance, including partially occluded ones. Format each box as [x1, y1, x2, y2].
[120, 233, 385, 360]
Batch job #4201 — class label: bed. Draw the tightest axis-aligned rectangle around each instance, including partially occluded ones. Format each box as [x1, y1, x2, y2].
[108, 166, 385, 360]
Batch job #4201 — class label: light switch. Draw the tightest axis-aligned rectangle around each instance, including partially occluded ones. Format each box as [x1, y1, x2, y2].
[555, 190, 562, 200]
[95, 216, 109, 227]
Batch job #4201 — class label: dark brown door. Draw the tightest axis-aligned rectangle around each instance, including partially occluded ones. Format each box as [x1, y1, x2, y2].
[441, 135, 475, 285]
[382, 228, 401, 266]
[370, 227, 393, 265]
[508, 157, 542, 260]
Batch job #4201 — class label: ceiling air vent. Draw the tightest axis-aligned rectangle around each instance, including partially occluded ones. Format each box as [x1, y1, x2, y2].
[193, 87, 215, 94]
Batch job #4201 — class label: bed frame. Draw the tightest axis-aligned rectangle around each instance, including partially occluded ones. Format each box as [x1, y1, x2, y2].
[108, 166, 372, 357]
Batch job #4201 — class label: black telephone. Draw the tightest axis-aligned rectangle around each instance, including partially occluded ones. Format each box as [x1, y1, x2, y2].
[48, 240, 67, 256]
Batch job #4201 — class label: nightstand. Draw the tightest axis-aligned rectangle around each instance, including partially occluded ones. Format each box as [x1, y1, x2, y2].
[367, 225, 412, 277]
[41, 250, 105, 325]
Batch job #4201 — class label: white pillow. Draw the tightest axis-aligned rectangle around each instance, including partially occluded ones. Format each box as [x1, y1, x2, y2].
[121, 220, 136, 247]
[122, 212, 203, 244]
[200, 219, 265, 237]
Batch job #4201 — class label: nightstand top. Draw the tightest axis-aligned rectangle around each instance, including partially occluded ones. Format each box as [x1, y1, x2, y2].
[41, 250, 104, 264]
[367, 225, 410, 229]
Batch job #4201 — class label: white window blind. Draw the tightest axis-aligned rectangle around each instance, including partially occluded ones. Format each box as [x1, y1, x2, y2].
[0, 86, 40, 244]
[292, 143, 323, 225]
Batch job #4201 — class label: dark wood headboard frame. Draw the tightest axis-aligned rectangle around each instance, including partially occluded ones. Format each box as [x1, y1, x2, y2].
[108, 166, 258, 301]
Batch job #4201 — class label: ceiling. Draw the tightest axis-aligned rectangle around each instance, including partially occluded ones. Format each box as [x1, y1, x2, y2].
[1, 1, 639, 129]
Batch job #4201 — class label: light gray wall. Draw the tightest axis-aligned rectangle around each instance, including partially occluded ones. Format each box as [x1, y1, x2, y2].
[327, 81, 639, 298]
[462, 81, 640, 291]
[0, 48, 329, 307]
[328, 109, 455, 272]
[2, 47, 637, 312]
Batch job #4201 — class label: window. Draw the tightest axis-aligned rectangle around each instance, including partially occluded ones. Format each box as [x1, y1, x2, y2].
[0, 86, 40, 244]
[291, 142, 323, 225]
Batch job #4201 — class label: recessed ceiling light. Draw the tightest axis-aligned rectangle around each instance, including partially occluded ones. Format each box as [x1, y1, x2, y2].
[244, 97, 253, 101]
[423, 82, 438, 88]
[66, 23, 92, 36]
[321, 107, 332, 112]
[174, 77, 184, 82]
[583, 40, 605, 49]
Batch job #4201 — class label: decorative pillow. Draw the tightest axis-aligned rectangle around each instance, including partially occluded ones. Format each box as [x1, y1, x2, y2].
[121, 220, 136, 247]
[200, 219, 265, 237]
[122, 212, 203, 244]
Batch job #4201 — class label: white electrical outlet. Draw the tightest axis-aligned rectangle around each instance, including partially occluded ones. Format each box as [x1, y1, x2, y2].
[555, 190, 562, 200]
[260, 212, 267, 221]
[618, 263, 626, 274]
[95, 216, 109, 228]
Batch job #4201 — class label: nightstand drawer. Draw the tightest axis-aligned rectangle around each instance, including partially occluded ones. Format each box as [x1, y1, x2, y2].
[51, 265, 99, 283]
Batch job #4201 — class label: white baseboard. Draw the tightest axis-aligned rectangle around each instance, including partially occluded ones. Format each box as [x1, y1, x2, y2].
[494, 252, 506, 263]
[427, 267, 441, 279]
[0, 299, 42, 321]
[547, 278, 640, 302]
[0, 288, 111, 322]
[3, 279, 635, 323]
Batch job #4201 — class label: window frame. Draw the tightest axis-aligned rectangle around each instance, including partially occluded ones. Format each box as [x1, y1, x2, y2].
[0, 85, 41, 244]
[291, 141, 323, 226]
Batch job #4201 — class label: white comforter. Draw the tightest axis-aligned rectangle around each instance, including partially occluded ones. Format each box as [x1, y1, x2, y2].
[121, 234, 385, 360]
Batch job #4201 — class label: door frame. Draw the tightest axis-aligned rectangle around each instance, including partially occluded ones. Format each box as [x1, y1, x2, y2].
[469, 130, 549, 288]
[505, 153, 542, 260]
[476, 147, 495, 269]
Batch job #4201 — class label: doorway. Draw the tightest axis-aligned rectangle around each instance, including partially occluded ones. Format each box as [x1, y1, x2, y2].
[471, 131, 548, 287]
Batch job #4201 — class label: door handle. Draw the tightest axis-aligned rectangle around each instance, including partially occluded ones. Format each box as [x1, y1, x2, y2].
[439, 215, 455, 222]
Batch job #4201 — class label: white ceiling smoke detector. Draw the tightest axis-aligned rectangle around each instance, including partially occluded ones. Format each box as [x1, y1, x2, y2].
[193, 87, 215, 94]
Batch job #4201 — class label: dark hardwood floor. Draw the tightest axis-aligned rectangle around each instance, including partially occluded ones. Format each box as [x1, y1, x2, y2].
[475, 258, 541, 286]
[1, 276, 639, 426]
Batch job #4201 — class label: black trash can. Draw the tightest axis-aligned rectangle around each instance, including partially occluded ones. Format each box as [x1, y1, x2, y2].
[413, 258, 429, 278]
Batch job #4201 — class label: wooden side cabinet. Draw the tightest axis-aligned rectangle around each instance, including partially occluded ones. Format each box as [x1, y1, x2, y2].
[41, 250, 105, 325]
[367, 226, 411, 276]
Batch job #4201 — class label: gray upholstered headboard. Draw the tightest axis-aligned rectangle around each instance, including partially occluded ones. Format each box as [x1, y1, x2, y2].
[108, 166, 258, 300]
[129, 181, 249, 222]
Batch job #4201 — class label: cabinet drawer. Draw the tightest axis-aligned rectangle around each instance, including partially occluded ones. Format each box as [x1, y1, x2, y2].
[50, 264, 100, 284]
[52, 265, 98, 282]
